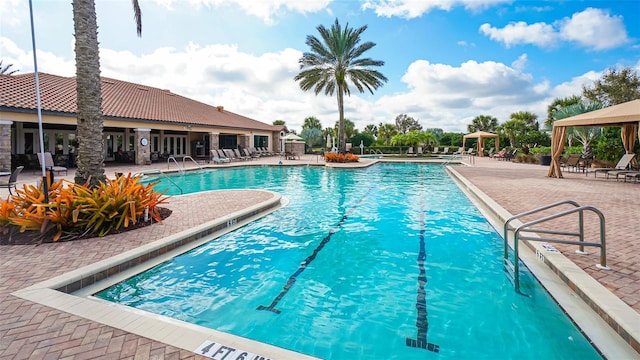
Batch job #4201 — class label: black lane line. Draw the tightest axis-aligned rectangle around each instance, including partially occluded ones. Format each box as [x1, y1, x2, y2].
[406, 186, 440, 352]
[257, 183, 376, 314]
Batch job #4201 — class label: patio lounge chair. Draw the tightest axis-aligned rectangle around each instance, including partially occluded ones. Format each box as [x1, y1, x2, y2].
[210, 150, 230, 164]
[560, 154, 582, 172]
[243, 148, 259, 160]
[0, 166, 24, 196]
[431, 147, 440, 155]
[233, 148, 249, 160]
[453, 147, 464, 155]
[588, 153, 636, 178]
[38, 152, 68, 175]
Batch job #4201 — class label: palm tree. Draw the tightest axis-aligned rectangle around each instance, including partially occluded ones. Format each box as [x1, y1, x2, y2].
[467, 115, 498, 133]
[302, 116, 322, 130]
[72, 0, 141, 186]
[378, 123, 397, 146]
[294, 19, 387, 153]
[545, 95, 581, 127]
[510, 111, 539, 131]
[499, 119, 526, 148]
[553, 101, 603, 161]
[0, 60, 18, 75]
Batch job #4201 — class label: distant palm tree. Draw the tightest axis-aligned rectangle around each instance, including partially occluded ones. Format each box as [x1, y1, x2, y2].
[72, 0, 141, 186]
[467, 115, 498, 133]
[294, 19, 387, 153]
[499, 119, 526, 147]
[378, 123, 397, 146]
[0, 60, 18, 75]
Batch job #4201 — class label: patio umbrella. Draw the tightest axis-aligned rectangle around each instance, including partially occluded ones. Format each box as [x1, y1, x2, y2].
[326, 134, 332, 148]
[283, 133, 303, 141]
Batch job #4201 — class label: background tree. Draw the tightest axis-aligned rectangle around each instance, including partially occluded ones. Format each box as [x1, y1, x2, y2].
[302, 116, 322, 130]
[377, 123, 397, 146]
[394, 114, 422, 134]
[294, 19, 387, 153]
[300, 127, 323, 148]
[0, 60, 18, 75]
[499, 119, 526, 147]
[438, 132, 464, 147]
[554, 101, 604, 161]
[467, 115, 498, 133]
[72, 0, 141, 186]
[363, 124, 378, 138]
[273, 119, 289, 133]
[510, 111, 539, 131]
[334, 119, 356, 142]
[545, 95, 581, 127]
[425, 128, 443, 141]
[351, 132, 375, 148]
[582, 67, 640, 106]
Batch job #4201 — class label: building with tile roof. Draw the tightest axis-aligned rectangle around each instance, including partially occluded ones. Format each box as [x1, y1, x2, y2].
[0, 73, 284, 169]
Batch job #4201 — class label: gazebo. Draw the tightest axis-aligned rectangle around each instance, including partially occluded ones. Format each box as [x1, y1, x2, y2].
[462, 131, 499, 157]
[547, 99, 640, 178]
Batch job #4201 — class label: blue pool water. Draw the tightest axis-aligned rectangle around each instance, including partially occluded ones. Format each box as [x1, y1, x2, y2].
[97, 164, 601, 359]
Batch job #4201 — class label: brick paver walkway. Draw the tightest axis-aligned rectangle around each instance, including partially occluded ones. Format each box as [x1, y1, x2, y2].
[1, 155, 638, 359]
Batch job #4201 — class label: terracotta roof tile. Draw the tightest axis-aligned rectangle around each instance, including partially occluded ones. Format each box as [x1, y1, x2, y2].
[0, 73, 278, 132]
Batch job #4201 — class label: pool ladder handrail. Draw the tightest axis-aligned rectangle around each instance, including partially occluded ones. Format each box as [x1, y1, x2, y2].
[503, 200, 609, 294]
[182, 155, 204, 170]
[441, 154, 469, 166]
[368, 149, 384, 155]
[133, 169, 184, 195]
[167, 156, 184, 175]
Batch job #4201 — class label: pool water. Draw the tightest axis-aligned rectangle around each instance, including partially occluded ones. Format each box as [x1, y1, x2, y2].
[97, 164, 601, 359]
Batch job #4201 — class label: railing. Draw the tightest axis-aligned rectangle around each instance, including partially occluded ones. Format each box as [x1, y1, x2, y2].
[503, 200, 609, 294]
[368, 149, 384, 155]
[182, 155, 204, 170]
[167, 156, 184, 175]
[133, 169, 183, 195]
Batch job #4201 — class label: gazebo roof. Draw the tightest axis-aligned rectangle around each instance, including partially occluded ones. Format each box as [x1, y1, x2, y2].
[463, 131, 499, 139]
[552, 99, 640, 127]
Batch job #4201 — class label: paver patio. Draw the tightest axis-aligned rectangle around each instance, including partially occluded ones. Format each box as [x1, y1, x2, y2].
[1, 155, 638, 359]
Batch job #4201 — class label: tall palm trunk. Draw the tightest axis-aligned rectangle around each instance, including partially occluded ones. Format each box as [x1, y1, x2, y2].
[73, 0, 106, 186]
[337, 86, 346, 153]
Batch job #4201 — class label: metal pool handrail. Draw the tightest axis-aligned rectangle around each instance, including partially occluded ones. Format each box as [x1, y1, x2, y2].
[503, 200, 609, 294]
[133, 169, 184, 195]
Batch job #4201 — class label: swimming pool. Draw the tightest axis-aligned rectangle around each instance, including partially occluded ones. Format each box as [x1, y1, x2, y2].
[97, 164, 601, 359]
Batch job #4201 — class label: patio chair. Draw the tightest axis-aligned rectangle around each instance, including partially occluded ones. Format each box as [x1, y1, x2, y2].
[453, 147, 464, 155]
[210, 150, 230, 164]
[233, 148, 249, 160]
[441, 147, 450, 155]
[560, 154, 582, 172]
[38, 152, 68, 175]
[588, 153, 636, 178]
[243, 148, 259, 160]
[0, 166, 24, 196]
[431, 147, 440, 155]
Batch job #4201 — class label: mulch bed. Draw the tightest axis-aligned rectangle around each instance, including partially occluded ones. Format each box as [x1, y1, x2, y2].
[0, 207, 172, 245]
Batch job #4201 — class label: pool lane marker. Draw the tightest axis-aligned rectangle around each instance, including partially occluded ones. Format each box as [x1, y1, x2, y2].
[257, 184, 376, 314]
[406, 183, 440, 352]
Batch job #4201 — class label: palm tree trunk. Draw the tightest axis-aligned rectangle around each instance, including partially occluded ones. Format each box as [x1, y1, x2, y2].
[73, 0, 106, 187]
[337, 86, 346, 153]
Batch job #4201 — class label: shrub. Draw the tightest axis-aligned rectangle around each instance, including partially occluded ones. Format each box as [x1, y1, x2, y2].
[4, 173, 167, 242]
[325, 152, 359, 163]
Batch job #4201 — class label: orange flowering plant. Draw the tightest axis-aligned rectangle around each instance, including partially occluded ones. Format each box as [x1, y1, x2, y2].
[324, 152, 359, 163]
[3, 173, 167, 242]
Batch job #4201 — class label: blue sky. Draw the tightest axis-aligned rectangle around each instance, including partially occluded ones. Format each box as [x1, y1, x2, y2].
[1, 0, 639, 133]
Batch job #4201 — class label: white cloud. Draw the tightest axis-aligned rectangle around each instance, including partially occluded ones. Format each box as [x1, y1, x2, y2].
[0, 37, 75, 76]
[479, 21, 557, 48]
[511, 53, 527, 71]
[361, 0, 511, 18]
[0, 0, 25, 28]
[480, 7, 629, 51]
[558, 8, 628, 50]
[153, 0, 332, 25]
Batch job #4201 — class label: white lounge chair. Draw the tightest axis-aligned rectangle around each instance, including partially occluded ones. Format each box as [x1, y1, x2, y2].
[210, 150, 230, 164]
[588, 153, 636, 178]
